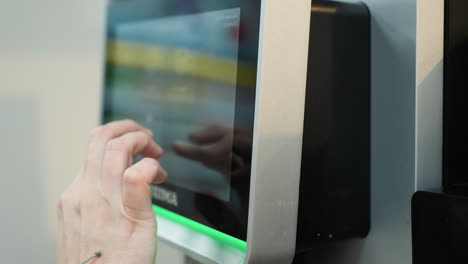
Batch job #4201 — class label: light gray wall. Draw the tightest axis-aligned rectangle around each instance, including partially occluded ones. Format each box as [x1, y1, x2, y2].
[0, 0, 184, 263]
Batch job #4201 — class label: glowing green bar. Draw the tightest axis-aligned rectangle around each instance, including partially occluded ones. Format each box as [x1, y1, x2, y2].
[152, 204, 247, 252]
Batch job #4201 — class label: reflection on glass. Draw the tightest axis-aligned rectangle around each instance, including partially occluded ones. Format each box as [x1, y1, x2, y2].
[104, 0, 260, 239]
[106, 9, 241, 201]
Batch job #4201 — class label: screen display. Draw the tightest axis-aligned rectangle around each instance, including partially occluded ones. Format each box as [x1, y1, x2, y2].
[103, 0, 260, 240]
[106, 9, 241, 202]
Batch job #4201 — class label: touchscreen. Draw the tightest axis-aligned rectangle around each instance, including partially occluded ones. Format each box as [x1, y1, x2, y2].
[103, 0, 260, 239]
[105, 8, 242, 201]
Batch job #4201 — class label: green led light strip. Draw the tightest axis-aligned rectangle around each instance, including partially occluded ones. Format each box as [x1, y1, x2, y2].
[152, 204, 247, 252]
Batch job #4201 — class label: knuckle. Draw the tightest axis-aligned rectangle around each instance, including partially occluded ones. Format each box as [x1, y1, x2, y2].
[73, 201, 81, 216]
[57, 192, 70, 217]
[122, 119, 138, 127]
[58, 188, 82, 218]
[106, 138, 131, 155]
[88, 126, 110, 144]
[80, 194, 98, 211]
[140, 133, 151, 146]
[118, 119, 140, 131]
[57, 200, 64, 218]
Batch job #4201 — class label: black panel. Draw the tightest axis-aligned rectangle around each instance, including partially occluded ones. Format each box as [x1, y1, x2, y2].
[412, 191, 468, 264]
[443, 0, 468, 191]
[295, 0, 371, 254]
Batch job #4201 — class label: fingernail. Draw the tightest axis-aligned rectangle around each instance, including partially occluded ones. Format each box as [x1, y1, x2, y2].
[124, 168, 136, 178]
[145, 129, 154, 137]
[152, 167, 167, 184]
[156, 145, 164, 155]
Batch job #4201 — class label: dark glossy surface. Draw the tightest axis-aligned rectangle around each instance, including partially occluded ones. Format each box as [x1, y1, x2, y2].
[412, 191, 468, 264]
[443, 0, 468, 191]
[103, 0, 260, 241]
[295, 0, 370, 255]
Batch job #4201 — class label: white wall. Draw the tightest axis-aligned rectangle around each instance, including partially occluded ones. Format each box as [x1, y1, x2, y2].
[0, 0, 183, 263]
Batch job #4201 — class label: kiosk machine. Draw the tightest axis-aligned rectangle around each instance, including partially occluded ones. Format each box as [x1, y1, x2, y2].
[102, 0, 370, 263]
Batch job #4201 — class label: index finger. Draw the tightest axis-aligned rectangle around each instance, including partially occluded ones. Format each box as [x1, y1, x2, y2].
[84, 120, 152, 184]
[101, 130, 163, 199]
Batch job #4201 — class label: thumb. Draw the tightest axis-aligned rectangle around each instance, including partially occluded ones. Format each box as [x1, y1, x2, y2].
[122, 158, 167, 221]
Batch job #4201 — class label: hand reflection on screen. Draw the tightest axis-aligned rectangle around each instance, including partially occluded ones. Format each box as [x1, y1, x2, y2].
[172, 124, 252, 237]
[172, 124, 251, 177]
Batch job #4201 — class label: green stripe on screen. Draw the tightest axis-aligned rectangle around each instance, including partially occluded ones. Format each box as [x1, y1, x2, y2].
[152, 204, 247, 252]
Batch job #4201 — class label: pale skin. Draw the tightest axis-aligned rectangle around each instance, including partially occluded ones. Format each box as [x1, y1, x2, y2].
[56, 120, 167, 264]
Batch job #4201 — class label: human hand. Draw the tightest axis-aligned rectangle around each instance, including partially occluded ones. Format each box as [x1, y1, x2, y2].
[56, 120, 167, 264]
